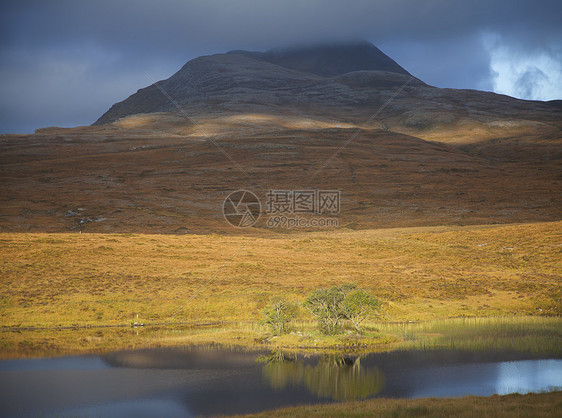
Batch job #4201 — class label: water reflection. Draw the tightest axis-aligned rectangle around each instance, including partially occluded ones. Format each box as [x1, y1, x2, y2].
[261, 351, 385, 400]
[2, 348, 560, 417]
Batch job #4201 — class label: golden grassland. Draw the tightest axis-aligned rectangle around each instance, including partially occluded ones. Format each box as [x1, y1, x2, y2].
[0, 221, 560, 356]
[235, 391, 562, 418]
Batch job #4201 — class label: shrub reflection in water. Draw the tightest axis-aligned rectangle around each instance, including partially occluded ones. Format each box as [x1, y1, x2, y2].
[260, 351, 385, 400]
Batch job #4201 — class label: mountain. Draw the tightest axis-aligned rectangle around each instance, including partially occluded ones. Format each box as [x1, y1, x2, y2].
[94, 41, 420, 125]
[1, 41, 561, 233]
[93, 41, 561, 146]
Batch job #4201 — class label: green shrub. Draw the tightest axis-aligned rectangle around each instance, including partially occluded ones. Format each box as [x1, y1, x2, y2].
[304, 284, 380, 335]
[263, 296, 299, 335]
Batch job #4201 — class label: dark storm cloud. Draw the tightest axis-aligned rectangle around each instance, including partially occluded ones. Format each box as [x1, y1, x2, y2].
[1, 0, 561, 133]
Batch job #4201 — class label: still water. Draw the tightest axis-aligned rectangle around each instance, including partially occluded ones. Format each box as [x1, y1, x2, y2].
[1, 348, 560, 417]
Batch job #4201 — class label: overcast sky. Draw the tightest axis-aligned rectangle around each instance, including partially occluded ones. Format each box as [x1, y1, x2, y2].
[1, 0, 561, 134]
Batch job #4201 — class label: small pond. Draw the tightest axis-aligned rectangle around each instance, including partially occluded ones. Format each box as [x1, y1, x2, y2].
[1, 347, 560, 417]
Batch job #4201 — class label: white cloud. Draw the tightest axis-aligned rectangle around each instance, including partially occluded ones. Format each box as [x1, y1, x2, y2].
[484, 33, 562, 101]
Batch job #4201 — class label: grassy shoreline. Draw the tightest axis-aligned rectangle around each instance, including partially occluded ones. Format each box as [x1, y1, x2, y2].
[235, 391, 562, 417]
[2, 316, 561, 359]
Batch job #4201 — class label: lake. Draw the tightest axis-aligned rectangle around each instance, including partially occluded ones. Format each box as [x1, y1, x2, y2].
[1, 347, 560, 417]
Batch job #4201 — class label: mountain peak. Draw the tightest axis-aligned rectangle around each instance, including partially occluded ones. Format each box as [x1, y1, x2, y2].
[230, 40, 411, 77]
